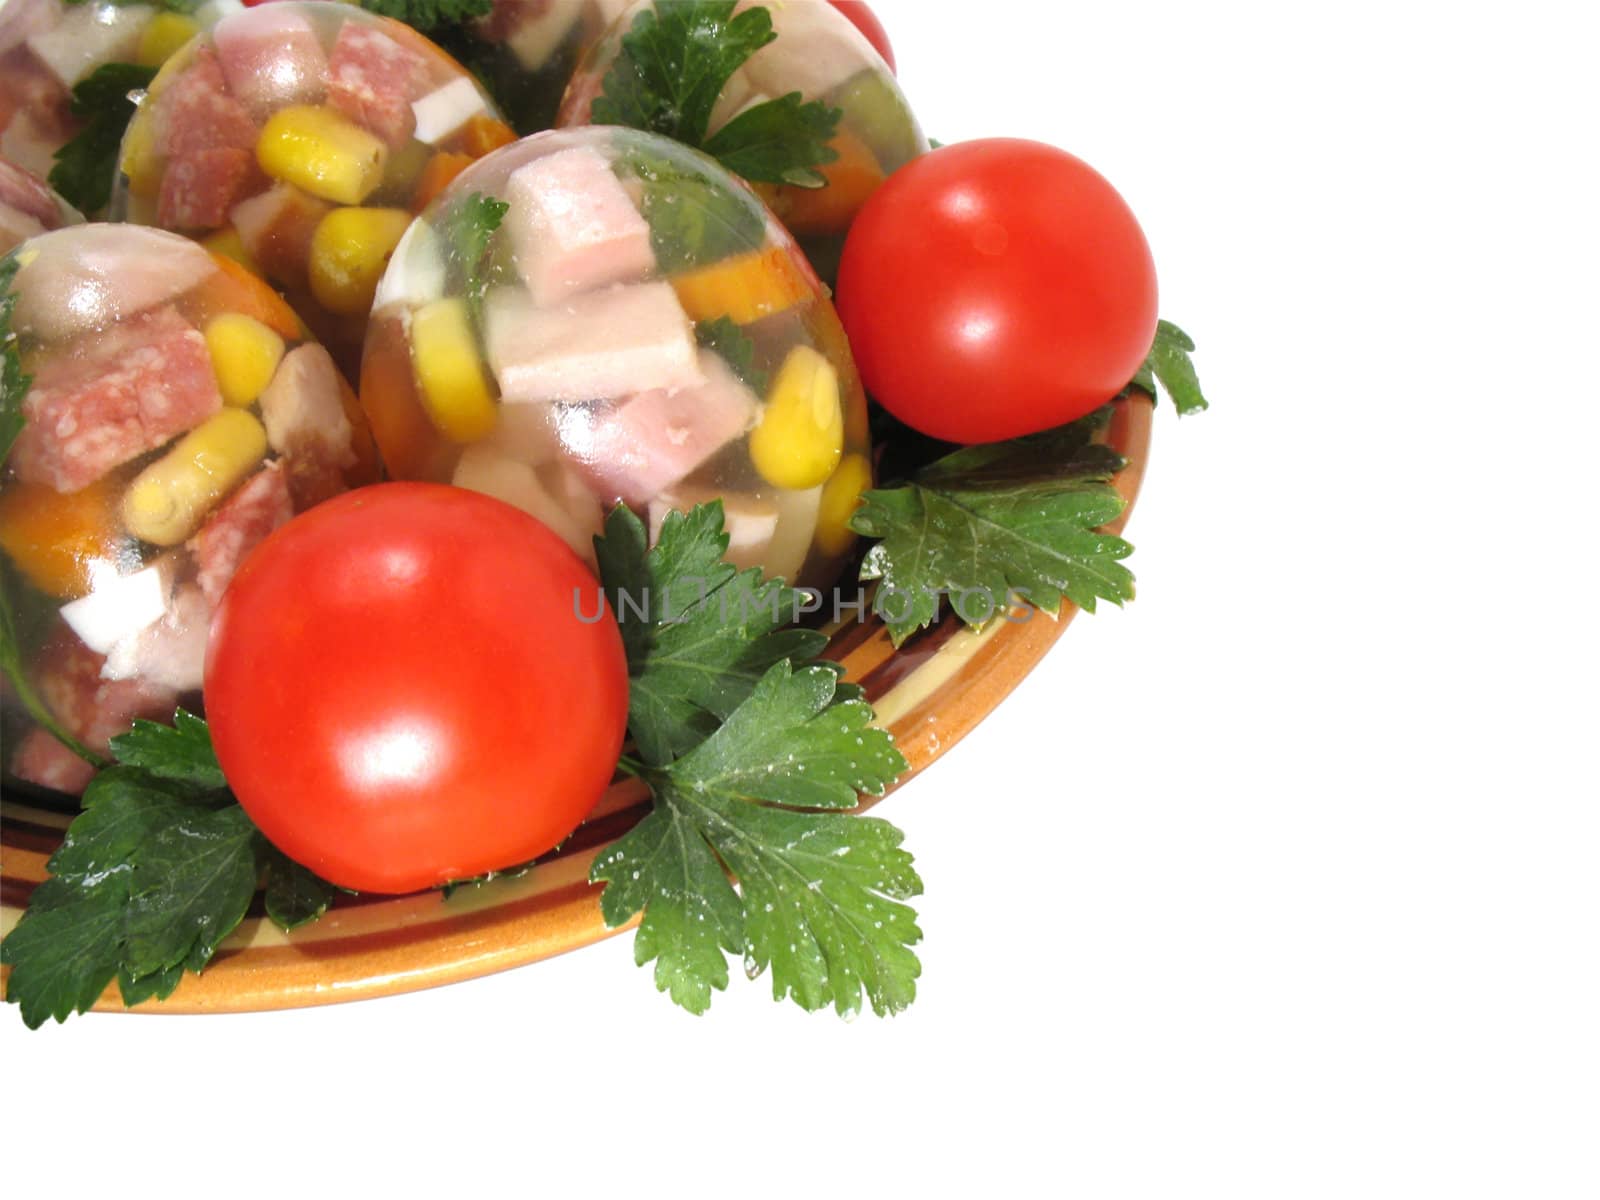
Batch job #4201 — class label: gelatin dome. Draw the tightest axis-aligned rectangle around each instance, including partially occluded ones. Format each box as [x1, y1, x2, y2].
[360, 126, 873, 591]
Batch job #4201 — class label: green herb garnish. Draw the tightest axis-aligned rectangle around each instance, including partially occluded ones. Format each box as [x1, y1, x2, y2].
[1132, 319, 1209, 414]
[437, 191, 508, 320]
[0, 715, 335, 1028]
[49, 62, 157, 215]
[357, 0, 492, 32]
[592, 1, 841, 188]
[851, 415, 1136, 645]
[695, 316, 768, 392]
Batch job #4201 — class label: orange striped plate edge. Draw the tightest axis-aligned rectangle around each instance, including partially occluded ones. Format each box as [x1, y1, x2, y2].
[0, 396, 1153, 1014]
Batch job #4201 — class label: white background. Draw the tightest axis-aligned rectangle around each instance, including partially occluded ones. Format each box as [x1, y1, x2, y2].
[4, 1, 1597, 1195]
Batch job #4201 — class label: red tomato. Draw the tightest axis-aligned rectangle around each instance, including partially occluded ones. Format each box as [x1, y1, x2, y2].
[204, 483, 628, 894]
[828, 1, 895, 72]
[836, 139, 1158, 443]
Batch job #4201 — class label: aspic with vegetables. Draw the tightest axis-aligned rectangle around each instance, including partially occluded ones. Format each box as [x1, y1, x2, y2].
[361, 126, 871, 586]
[0, 224, 376, 796]
[113, 1, 518, 373]
[0, 0, 1211, 1027]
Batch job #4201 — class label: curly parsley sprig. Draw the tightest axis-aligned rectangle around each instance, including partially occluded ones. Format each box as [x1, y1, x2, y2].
[591, 1, 841, 188]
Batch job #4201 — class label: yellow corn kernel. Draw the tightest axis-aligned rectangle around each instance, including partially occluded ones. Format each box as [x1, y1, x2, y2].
[137, 12, 199, 68]
[749, 345, 844, 490]
[256, 106, 387, 206]
[201, 227, 259, 273]
[308, 207, 411, 316]
[815, 453, 872, 557]
[205, 313, 286, 408]
[122, 410, 268, 546]
[670, 245, 812, 325]
[409, 298, 498, 443]
[120, 113, 162, 200]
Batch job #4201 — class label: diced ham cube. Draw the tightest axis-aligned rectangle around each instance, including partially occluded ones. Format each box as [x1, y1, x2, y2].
[505, 144, 656, 305]
[650, 488, 780, 576]
[212, 5, 327, 118]
[6, 632, 178, 795]
[102, 583, 211, 693]
[453, 446, 601, 569]
[155, 45, 258, 158]
[158, 147, 263, 231]
[192, 460, 293, 605]
[326, 22, 430, 147]
[10, 306, 223, 494]
[258, 344, 357, 507]
[25, 0, 148, 88]
[565, 350, 758, 506]
[485, 282, 701, 403]
[230, 184, 332, 289]
[11, 224, 214, 342]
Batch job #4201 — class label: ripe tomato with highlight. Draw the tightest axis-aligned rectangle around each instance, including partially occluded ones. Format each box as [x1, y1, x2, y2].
[204, 483, 629, 894]
[836, 139, 1158, 443]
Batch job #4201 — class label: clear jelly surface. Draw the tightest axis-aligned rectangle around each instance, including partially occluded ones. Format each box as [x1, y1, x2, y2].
[110, 0, 514, 375]
[0, 224, 377, 796]
[360, 126, 873, 590]
[558, 0, 926, 282]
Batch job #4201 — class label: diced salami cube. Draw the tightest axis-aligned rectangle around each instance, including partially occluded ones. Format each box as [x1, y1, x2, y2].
[25, 0, 148, 88]
[155, 45, 258, 158]
[11, 306, 223, 494]
[158, 147, 262, 231]
[258, 344, 357, 507]
[192, 460, 293, 605]
[102, 583, 211, 692]
[565, 350, 758, 506]
[326, 22, 430, 147]
[485, 282, 701, 403]
[12, 225, 214, 341]
[505, 144, 656, 305]
[7, 631, 178, 795]
[230, 183, 331, 289]
[212, 5, 327, 118]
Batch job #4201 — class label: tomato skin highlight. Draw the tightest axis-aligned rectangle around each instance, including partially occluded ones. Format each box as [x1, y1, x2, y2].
[827, 1, 895, 72]
[836, 138, 1158, 444]
[204, 483, 629, 894]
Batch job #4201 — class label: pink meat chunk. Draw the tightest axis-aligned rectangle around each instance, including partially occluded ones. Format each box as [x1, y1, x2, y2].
[192, 460, 293, 605]
[566, 350, 758, 506]
[158, 147, 262, 231]
[7, 633, 178, 796]
[326, 23, 429, 147]
[230, 184, 331, 289]
[9, 728, 96, 796]
[485, 282, 702, 403]
[258, 344, 356, 507]
[102, 583, 211, 693]
[10, 307, 223, 494]
[212, 5, 327, 118]
[506, 145, 655, 305]
[156, 45, 258, 158]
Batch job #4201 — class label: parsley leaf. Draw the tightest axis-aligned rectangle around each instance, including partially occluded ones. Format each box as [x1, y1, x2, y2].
[109, 709, 226, 791]
[592, 2, 839, 191]
[596, 501, 836, 766]
[613, 144, 766, 273]
[1, 716, 339, 1027]
[436, 191, 507, 320]
[695, 316, 767, 392]
[357, 0, 492, 32]
[851, 419, 1136, 645]
[49, 62, 157, 215]
[1132, 319, 1210, 414]
[593, 661, 916, 1016]
[702, 91, 843, 188]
